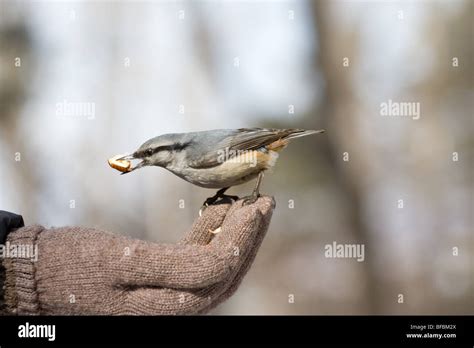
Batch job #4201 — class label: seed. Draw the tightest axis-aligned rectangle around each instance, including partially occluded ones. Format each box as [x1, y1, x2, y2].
[108, 154, 131, 172]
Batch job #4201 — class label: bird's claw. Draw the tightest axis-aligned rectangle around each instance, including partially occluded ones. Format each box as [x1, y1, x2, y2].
[242, 193, 260, 206]
[199, 202, 209, 217]
[209, 226, 222, 234]
[199, 194, 239, 217]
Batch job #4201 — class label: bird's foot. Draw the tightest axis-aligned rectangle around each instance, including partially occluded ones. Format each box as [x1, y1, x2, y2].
[221, 194, 240, 202]
[199, 194, 240, 217]
[242, 192, 260, 206]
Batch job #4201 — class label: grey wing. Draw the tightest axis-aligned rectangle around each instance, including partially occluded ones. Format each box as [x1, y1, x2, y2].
[186, 128, 298, 169]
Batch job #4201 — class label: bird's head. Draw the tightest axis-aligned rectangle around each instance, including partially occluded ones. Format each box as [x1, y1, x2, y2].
[118, 134, 189, 174]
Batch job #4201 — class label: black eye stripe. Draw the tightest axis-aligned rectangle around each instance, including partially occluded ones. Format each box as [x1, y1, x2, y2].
[153, 145, 173, 153]
[140, 142, 190, 157]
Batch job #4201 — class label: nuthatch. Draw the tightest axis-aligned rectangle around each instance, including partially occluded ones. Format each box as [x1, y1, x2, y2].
[113, 128, 325, 212]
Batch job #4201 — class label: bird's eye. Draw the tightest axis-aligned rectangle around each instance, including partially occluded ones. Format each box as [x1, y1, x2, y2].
[145, 149, 154, 156]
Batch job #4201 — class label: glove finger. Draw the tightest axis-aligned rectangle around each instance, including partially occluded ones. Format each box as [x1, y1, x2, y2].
[114, 216, 260, 290]
[210, 195, 274, 255]
[122, 283, 227, 315]
[113, 239, 233, 289]
[198, 196, 275, 313]
[201, 215, 271, 313]
[178, 200, 232, 246]
[205, 204, 262, 275]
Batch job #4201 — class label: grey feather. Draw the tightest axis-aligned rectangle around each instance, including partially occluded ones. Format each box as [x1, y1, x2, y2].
[184, 128, 323, 169]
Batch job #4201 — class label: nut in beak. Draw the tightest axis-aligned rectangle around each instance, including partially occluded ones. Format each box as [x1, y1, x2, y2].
[108, 153, 146, 174]
[108, 153, 132, 173]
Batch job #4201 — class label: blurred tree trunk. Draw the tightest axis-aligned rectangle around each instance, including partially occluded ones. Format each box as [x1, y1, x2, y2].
[311, 1, 381, 313]
[0, 9, 38, 222]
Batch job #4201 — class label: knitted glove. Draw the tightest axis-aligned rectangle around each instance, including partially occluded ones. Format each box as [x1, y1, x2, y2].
[2, 196, 275, 315]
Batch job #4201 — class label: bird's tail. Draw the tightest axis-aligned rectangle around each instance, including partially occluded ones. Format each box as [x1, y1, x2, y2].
[266, 128, 325, 152]
[284, 129, 325, 140]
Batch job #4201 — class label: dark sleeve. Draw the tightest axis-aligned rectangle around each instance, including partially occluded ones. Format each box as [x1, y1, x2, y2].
[0, 211, 25, 244]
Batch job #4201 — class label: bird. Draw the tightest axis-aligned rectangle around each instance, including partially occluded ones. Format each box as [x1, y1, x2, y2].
[110, 128, 325, 212]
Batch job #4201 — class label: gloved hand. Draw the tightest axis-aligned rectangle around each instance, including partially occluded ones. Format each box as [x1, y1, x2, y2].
[0, 210, 24, 244]
[3, 196, 274, 315]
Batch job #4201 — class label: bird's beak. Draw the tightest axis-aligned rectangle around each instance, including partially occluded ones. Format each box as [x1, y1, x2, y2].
[116, 153, 146, 175]
[116, 153, 135, 161]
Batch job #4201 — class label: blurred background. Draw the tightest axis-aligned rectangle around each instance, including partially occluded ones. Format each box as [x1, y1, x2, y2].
[0, 0, 472, 314]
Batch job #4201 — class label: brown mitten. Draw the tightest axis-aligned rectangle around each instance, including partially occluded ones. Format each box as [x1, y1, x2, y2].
[3, 196, 274, 315]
